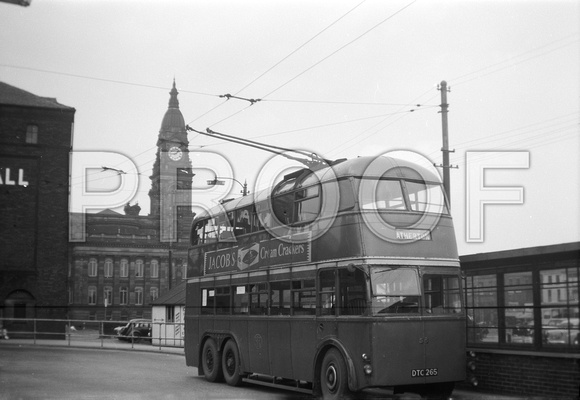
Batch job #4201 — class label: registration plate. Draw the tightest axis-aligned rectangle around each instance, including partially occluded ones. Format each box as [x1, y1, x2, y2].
[411, 368, 438, 377]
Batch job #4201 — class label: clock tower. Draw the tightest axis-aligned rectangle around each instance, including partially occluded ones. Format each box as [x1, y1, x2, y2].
[149, 80, 193, 243]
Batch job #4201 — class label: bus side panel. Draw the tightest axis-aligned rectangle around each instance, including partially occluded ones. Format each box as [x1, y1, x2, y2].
[184, 315, 199, 367]
[268, 319, 293, 378]
[336, 319, 372, 388]
[290, 318, 317, 381]
[229, 318, 249, 372]
[423, 318, 465, 383]
[371, 320, 426, 387]
[247, 319, 270, 375]
[185, 281, 200, 368]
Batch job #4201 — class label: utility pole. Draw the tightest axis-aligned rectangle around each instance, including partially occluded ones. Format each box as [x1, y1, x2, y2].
[436, 80, 456, 207]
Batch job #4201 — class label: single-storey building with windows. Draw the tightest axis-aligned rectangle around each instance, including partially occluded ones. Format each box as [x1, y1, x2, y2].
[460, 241, 579, 398]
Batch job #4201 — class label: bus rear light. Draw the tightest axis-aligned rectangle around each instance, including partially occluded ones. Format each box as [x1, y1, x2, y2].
[467, 361, 476, 371]
[361, 353, 370, 361]
[469, 376, 478, 387]
[363, 364, 373, 375]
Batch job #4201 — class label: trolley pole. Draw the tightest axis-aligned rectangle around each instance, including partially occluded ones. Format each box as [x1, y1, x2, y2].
[437, 80, 456, 207]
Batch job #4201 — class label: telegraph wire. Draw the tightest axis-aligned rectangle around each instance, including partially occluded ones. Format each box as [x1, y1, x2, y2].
[0, 63, 217, 97]
[259, 0, 418, 100]
[233, 0, 368, 97]
[451, 33, 579, 87]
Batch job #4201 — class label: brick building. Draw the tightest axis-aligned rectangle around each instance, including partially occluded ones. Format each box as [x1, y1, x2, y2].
[0, 81, 75, 334]
[67, 80, 193, 321]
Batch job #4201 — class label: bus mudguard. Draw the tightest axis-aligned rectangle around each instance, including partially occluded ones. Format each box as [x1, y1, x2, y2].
[314, 337, 359, 393]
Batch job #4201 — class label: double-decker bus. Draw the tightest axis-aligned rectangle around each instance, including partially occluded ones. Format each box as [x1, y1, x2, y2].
[184, 155, 465, 399]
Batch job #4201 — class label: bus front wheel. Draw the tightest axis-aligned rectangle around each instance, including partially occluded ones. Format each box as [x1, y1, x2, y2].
[201, 338, 223, 382]
[222, 340, 243, 386]
[320, 348, 352, 400]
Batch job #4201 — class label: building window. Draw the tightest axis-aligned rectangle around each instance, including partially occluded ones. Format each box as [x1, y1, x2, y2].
[135, 259, 144, 278]
[466, 274, 498, 345]
[119, 287, 128, 305]
[541, 267, 580, 347]
[504, 271, 534, 345]
[88, 258, 98, 277]
[151, 259, 159, 278]
[104, 258, 113, 278]
[120, 259, 128, 277]
[26, 124, 38, 144]
[166, 305, 175, 322]
[150, 287, 159, 302]
[88, 286, 97, 305]
[135, 287, 143, 305]
[466, 261, 580, 352]
[104, 287, 113, 306]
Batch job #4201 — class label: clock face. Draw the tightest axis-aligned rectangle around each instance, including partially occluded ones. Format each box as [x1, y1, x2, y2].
[168, 146, 182, 161]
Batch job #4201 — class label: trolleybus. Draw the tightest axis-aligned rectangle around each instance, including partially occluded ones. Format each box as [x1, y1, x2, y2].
[184, 155, 465, 399]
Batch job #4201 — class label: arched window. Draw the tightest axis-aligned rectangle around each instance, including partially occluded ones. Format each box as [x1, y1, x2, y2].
[88, 286, 97, 305]
[88, 258, 98, 277]
[104, 258, 113, 277]
[120, 259, 129, 277]
[150, 259, 159, 278]
[150, 287, 159, 301]
[104, 286, 113, 306]
[119, 287, 128, 305]
[135, 287, 143, 305]
[135, 259, 144, 277]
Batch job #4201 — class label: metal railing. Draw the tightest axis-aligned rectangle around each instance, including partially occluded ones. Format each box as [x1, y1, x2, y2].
[0, 318, 184, 352]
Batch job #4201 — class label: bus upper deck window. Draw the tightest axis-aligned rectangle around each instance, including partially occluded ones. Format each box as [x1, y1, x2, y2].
[405, 181, 449, 214]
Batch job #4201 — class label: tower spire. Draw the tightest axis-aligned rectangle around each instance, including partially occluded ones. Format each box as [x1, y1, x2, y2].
[168, 78, 179, 109]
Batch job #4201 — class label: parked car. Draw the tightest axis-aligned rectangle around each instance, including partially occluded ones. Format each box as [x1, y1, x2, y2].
[544, 318, 579, 345]
[114, 319, 151, 342]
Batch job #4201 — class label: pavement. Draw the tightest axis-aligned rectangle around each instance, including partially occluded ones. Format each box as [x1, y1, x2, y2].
[0, 333, 528, 399]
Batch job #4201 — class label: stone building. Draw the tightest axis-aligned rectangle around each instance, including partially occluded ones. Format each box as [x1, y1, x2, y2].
[68, 81, 194, 321]
[0, 81, 75, 334]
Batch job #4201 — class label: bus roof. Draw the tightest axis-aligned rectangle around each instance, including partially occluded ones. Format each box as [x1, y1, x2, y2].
[193, 155, 442, 221]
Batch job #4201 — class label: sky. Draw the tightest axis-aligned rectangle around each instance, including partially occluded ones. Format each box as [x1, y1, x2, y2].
[1, 0, 578, 256]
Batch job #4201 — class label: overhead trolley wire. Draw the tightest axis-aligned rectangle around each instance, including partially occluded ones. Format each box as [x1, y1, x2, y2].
[259, 0, 418, 100]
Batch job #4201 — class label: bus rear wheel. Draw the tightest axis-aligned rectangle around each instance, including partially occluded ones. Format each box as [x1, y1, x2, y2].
[320, 348, 352, 400]
[222, 340, 243, 386]
[201, 338, 223, 382]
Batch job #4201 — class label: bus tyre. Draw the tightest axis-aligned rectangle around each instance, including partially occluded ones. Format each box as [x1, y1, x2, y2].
[201, 338, 223, 382]
[222, 340, 243, 386]
[320, 348, 352, 400]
